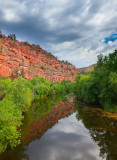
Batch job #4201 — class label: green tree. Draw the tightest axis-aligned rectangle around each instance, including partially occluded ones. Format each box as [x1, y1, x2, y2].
[74, 50, 117, 111]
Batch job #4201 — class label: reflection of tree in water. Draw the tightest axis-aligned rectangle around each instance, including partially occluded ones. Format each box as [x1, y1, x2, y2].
[75, 103, 117, 160]
[89, 129, 117, 160]
[0, 144, 30, 160]
[32, 94, 68, 119]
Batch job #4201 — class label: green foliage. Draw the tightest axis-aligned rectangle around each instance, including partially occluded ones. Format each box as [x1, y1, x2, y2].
[36, 51, 39, 55]
[22, 41, 30, 46]
[50, 82, 63, 95]
[0, 77, 33, 153]
[0, 30, 3, 38]
[20, 68, 25, 78]
[0, 77, 11, 100]
[31, 76, 45, 85]
[0, 75, 72, 153]
[7, 77, 33, 111]
[74, 74, 99, 103]
[47, 53, 52, 59]
[109, 72, 117, 94]
[55, 66, 58, 69]
[31, 76, 72, 99]
[71, 72, 74, 76]
[62, 60, 72, 65]
[8, 34, 16, 41]
[33, 94, 67, 119]
[74, 50, 117, 111]
[0, 98, 22, 153]
[40, 65, 46, 70]
[11, 67, 25, 79]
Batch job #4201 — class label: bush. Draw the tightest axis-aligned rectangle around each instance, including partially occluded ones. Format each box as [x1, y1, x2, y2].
[22, 41, 30, 46]
[40, 66, 45, 70]
[0, 98, 22, 153]
[0, 30, 3, 38]
[55, 66, 58, 69]
[0, 77, 12, 100]
[7, 77, 33, 111]
[8, 34, 16, 41]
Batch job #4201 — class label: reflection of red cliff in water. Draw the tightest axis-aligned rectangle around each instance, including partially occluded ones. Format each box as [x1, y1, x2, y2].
[24, 99, 75, 145]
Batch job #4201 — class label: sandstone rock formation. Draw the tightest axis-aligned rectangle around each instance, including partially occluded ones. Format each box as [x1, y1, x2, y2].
[0, 36, 79, 82]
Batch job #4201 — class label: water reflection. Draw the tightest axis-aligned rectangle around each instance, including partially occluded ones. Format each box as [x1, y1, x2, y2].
[75, 102, 117, 160]
[25, 113, 101, 160]
[24, 97, 75, 145]
[0, 98, 117, 160]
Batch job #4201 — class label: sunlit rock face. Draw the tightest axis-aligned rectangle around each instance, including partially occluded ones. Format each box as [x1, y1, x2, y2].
[0, 36, 79, 81]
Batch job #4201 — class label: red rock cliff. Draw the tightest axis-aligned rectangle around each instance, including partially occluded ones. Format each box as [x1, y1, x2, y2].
[0, 36, 79, 81]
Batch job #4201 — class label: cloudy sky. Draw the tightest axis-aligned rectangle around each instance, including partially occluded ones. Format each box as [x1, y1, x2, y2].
[0, 0, 117, 68]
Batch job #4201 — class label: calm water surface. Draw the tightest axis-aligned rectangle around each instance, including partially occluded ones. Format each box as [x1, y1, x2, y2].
[1, 96, 117, 160]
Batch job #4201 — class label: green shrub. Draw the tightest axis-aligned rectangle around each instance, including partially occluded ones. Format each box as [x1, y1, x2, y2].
[22, 41, 30, 46]
[0, 98, 22, 153]
[71, 72, 74, 76]
[0, 30, 3, 38]
[0, 77, 12, 100]
[40, 65, 45, 70]
[8, 34, 16, 41]
[55, 66, 58, 69]
[7, 77, 33, 112]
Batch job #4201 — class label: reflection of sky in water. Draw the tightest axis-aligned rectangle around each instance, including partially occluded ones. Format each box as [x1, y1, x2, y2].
[25, 113, 105, 160]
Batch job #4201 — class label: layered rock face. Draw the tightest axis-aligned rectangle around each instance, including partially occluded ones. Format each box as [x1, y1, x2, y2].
[0, 36, 79, 81]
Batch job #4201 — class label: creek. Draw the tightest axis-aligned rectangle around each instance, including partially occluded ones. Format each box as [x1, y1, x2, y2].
[0, 95, 117, 160]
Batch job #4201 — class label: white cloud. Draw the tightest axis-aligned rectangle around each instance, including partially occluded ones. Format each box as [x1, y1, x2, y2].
[0, 0, 117, 67]
[3, 10, 21, 22]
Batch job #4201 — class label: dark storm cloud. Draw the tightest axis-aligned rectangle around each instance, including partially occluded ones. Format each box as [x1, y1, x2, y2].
[0, 0, 117, 67]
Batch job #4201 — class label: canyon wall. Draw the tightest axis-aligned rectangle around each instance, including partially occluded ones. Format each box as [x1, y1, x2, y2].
[0, 36, 79, 82]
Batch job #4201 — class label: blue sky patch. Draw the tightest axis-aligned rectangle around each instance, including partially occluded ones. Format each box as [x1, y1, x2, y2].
[104, 33, 117, 43]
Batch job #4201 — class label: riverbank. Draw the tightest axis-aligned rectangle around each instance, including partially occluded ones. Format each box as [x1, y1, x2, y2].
[0, 76, 72, 153]
[74, 50, 117, 112]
